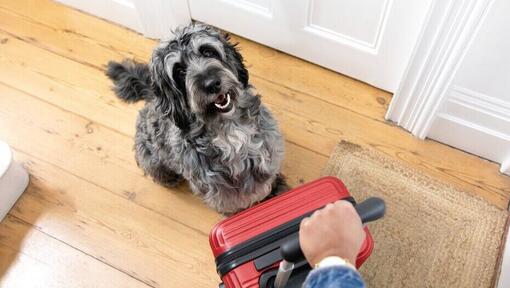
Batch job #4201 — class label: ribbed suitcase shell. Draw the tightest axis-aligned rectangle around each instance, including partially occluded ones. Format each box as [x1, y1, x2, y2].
[209, 176, 374, 288]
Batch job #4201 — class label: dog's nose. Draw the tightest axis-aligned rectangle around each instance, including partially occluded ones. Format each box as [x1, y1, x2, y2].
[203, 76, 222, 94]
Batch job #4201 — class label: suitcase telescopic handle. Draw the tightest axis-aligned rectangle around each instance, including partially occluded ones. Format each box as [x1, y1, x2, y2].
[280, 197, 386, 264]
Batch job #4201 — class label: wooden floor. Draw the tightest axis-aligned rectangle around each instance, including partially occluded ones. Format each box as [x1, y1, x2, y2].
[0, 1, 509, 287]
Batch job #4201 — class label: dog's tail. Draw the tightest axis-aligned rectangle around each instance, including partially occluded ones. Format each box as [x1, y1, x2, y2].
[106, 60, 152, 103]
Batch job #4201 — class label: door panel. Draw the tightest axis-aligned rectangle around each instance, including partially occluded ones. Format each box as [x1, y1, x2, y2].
[309, 0, 390, 46]
[188, 0, 432, 92]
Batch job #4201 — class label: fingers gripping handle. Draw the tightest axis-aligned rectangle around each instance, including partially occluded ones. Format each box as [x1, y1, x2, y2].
[280, 197, 386, 263]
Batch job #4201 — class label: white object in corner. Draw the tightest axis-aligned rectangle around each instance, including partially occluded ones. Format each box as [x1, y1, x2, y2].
[0, 141, 29, 222]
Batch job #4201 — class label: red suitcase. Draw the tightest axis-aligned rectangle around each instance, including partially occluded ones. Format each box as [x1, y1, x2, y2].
[209, 176, 376, 288]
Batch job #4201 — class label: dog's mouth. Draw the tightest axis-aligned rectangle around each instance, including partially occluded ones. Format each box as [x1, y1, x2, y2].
[213, 90, 235, 113]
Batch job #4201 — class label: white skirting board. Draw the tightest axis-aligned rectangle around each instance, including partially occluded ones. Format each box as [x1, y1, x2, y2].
[0, 141, 29, 222]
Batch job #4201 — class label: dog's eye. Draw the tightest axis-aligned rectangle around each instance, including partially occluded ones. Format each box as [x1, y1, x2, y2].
[199, 46, 219, 58]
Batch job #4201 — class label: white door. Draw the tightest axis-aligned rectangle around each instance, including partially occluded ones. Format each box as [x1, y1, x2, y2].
[188, 0, 432, 92]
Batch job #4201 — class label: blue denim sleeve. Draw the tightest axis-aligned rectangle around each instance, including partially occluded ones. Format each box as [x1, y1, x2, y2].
[302, 266, 366, 288]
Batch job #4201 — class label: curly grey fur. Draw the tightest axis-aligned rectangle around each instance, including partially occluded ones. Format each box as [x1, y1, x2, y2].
[106, 23, 288, 214]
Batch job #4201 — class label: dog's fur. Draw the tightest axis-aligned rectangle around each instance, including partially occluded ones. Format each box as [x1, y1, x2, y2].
[106, 24, 288, 214]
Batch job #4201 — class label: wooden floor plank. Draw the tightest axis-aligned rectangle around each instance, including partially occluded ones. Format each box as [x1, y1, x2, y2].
[0, 216, 149, 288]
[0, 0, 152, 61]
[0, 4, 148, 69]
[0, 31, 141, 137]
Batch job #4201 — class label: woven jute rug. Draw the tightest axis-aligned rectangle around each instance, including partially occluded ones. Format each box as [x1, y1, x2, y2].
[323, 141, 509, 288]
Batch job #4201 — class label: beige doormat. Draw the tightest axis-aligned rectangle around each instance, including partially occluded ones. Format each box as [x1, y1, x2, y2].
[323, 141, 509, 288]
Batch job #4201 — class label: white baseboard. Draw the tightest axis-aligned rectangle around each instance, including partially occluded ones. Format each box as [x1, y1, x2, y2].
[56, 0, 144, 33]
[427, 87, 510, 176]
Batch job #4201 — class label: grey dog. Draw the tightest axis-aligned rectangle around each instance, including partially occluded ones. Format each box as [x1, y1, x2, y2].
[106, 23, 288, 214]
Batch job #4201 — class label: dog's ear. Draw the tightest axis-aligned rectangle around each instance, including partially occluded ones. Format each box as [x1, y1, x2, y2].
[236, 53, 249, 88]
[224, 38, 249, 88]
[150, 48, 192, 132]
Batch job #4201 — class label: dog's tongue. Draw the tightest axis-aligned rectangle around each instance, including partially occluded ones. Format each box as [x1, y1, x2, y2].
[215, 93, 228, 105]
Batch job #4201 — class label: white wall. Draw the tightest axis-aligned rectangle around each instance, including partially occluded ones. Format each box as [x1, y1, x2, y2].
[426, 0, 510, 175]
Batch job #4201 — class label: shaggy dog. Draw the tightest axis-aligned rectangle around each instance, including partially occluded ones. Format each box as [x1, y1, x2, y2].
[106, 23, 288, 214]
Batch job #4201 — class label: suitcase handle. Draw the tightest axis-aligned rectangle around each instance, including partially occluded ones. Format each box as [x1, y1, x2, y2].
[280, 197, 385, 263]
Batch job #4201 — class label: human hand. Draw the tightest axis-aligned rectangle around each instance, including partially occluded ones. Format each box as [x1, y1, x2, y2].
[299, 200, 365, 266]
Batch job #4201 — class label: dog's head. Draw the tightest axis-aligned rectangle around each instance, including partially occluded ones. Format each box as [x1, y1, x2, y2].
[150, 23, 252, 131]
